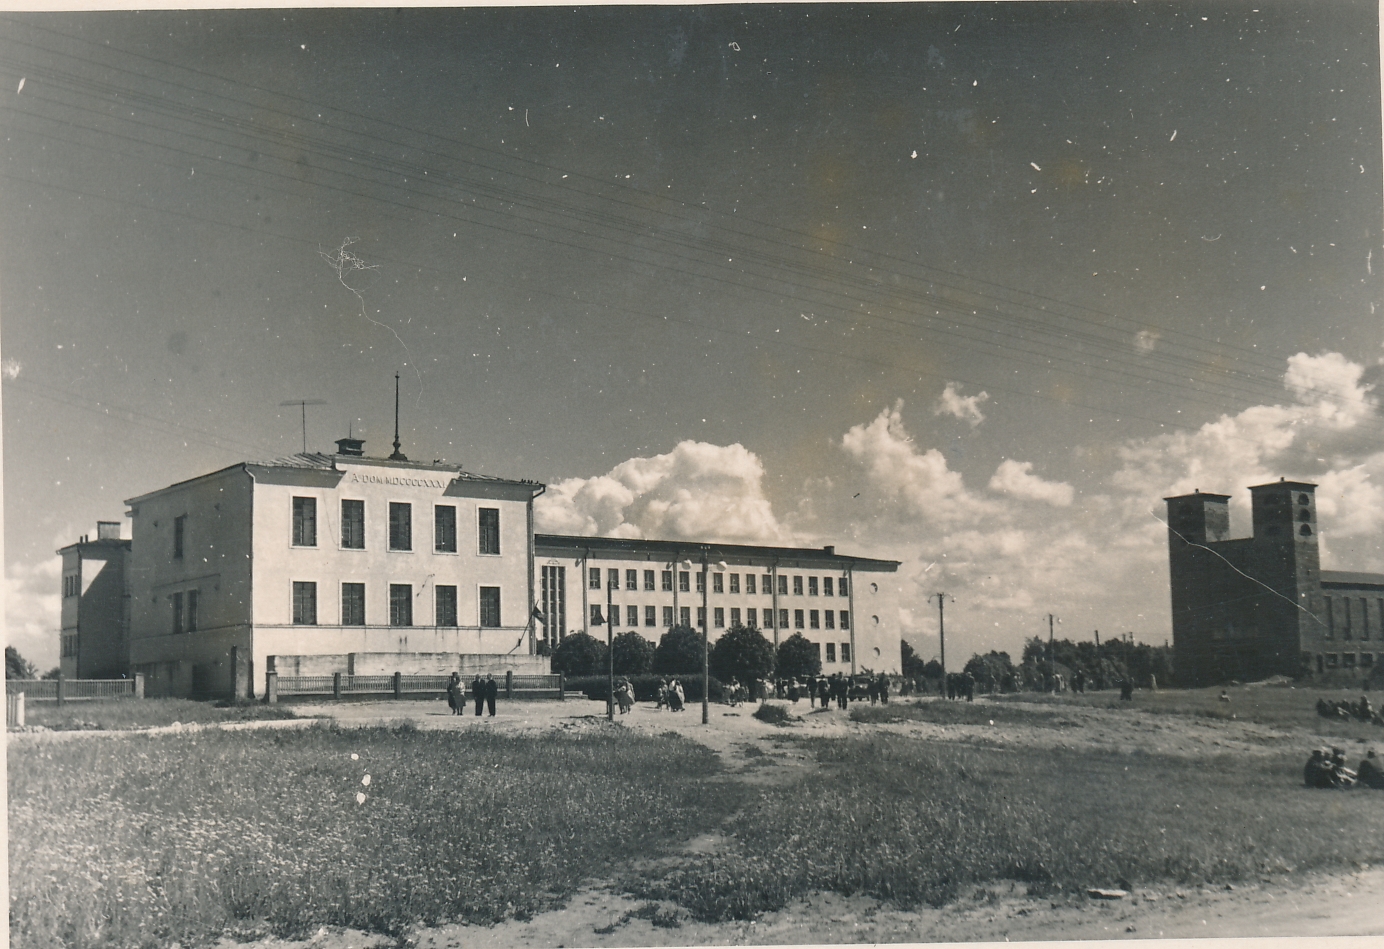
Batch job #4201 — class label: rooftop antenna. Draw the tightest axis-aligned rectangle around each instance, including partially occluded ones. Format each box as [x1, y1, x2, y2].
[280, 399, 327, 453]
[389, 372, 408, 461]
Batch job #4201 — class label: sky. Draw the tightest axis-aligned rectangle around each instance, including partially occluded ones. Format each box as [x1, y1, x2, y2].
[3, 2, 1382, 672]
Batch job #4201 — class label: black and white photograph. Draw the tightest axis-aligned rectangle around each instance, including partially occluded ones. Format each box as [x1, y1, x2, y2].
[4, 2, 1383, 946]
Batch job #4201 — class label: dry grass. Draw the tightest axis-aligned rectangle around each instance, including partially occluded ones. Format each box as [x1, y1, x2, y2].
[632, 734, 1384, 921]
[9, 722, 734, 948]
[22, 697, 300, 731]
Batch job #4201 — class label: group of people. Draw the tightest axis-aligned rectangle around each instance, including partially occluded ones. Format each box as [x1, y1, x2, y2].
[1317, 695, 1383, 726]
[655, 678, 686, 712]
[1304, 746, 1384, 789]
[445, 671, 500, 717]
[777, 672, 890, 709]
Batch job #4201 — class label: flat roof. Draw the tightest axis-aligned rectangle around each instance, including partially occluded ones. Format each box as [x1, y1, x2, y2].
[535, 533, 900, 570]
[1321, 570, 1384, 589]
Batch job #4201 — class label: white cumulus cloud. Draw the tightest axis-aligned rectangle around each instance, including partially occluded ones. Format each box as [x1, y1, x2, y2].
[6, 555, 61, 672]
[988, 459, 1075, 507]
[933, 382, 989, 427]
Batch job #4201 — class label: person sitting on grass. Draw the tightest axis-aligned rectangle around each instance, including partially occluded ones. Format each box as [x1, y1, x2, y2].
[1357, 750, 1384, 789]
[1305, 748, 1335, 788]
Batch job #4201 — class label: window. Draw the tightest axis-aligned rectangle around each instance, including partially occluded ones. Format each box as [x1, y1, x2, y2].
[293, 582, 318, 625]
[478, 508, 500, 555]
[389, 503, 412, 551]
[809, 610, 820, 629]
[645, 605, 657, 627]
[779, 609, 789, 628]
[63, 574, 77, 598]
[763, 575, 773, 595]
[778, 576, 789, 596]
[608, 568, 620, 590]
[186, 590, 199, 632]
[826, 643, 836, 663]
[626, 569, 638, 591]
[1326, 597, 1335, 639]
[173, 515, 186, 559]
[841, 643, 851, 663]
[610, 604, 620, 626]
[479, 587, 502, 627]
[763, 609, 774, 629]
[62, 634, 78, 657]
[809, 576, 819, 596]
[795, 609, 805, 629]
[590, 604, 604, 626]
[679, 571, 690, 593]
[793, 576, 804, 596]
[662, 570, 673, 591]
[341, 500, 365, 549]
[680, 606, 691, 626]
[292, 497, 317, 547]
[840, 611, 850, 629]
[839, 577, 849, 597]
[627, 605, 638, 627]
[342, 583, 365, 626]
[746, 574, 757, 595]
[1345, 653, 1358, 669]
[1344, 596, 1354, 641]
[540, 566, 566, 641]
[1327, 653, 1340, 668]
[171, 591, 185, 633]
[389, 584, 412, 626]
[644, 569, 655, 591]
[730, 607, 741, 626]
[729, 573, 740, 594]
[1364, 653, 1376, 668]
[713, 573, 724, 594]
[814, 642, 822, 661]
[590, 568, 602, 590]
[696, 572, 705, 593]
[436, 585, 458, 627]
[662, 606, 674, 627]
[714, 607, 725, 628]
[697, 606, 706, 627]
[825, 610, 835, 629]
[1362, 597, 1371, 641]
[435, 505, 457, 553]
[824, 576, 834, 597]
[747, 607, 757, 627]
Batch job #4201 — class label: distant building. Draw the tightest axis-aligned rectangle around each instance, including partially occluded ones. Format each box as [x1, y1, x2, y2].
[1165, 478, 1383, 685]
[534, 535, 902, 674]
[57, 521, 131, 679]
[60, 441, 902, 696]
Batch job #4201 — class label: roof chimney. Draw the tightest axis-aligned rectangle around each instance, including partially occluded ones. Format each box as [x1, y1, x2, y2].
[335, 437, 365, 456]
[96, 521, 121, 540]
[823, 545, 835, 555]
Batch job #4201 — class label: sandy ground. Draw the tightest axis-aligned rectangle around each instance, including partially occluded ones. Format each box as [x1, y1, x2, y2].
[21, 695, 1380, 946]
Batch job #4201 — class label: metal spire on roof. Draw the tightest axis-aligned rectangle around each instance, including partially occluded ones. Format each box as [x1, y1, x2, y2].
[389, 372, 408, 461]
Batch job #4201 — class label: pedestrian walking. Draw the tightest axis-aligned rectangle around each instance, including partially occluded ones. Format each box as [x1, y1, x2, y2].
[446, 672, 464, 715]
[472, 674, 485, 716]
[485, 674, 498, 717]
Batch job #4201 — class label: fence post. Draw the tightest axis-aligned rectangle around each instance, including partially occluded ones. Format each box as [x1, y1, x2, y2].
[13, 692, 24, 728]
[56, 671, 65, 708]
[393, 671, 402, 699]
[134, 673, 145, 700]
[333, 672, 342, 700]
[559, 673, 565, 701]
[266, 671, 278, 704]
[506, 669, 513, 699]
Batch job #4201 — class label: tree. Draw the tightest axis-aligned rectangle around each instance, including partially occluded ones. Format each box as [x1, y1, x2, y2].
[5, 646, 37, 680]
[901, 639, 927, 677]
[653, 625, 705, 675]
[775, 633, 821, 680]
[551, 632, 608, 677]
[710, 625, 775, 684]
[963, 651, 1016, 693]
[612, 631, 656, 675]
[922, 658, 943, 680]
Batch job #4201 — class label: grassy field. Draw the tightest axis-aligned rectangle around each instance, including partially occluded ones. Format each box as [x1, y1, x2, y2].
[22, 697, 301, 730]
[632, 733, 1384, 922]
[9, 723, 737, 949]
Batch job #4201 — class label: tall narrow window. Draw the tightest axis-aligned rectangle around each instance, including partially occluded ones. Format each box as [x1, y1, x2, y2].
[730, 607, 741, 626]
[714, 607, 725, 628]
[826, 643, 836, 663]
[342, 583, 365, 625]
[680, 606, 691, 627]
[839, 577, 849, 597]
[645, 605, 656, 627]
[762, 608, 773, 629]
[608, 568, 620, 590]
[610, 603, 621, 626]
[171, 591, 185, 633]
[389, 584, 412, 626]
[697, 606, 707, 627]
[1361, 597, 1371, 641]
[186, 590, 199, 632]
[644, 570, 655, 591]
[389, 503, 412, 551]
[713, 573, 724, 594]
[436, 585, 458, 627]
[808, 576, 819, 596]
[747, 607, 757, 627]
[173, 515, 186, 560]
[729, 574, 740, 594]
[627, 605, 638, 626]
[1326, 597, 1336, 639]
[825, 610, 836, 629]
[341, 500, 365, 549]
[841, 643, 851, 663]
[478, 508, 500, 555]
[292, 497, 317, 547]
[795, 609, 805, 629]
[540, 566, 566, 641]
[662, 606, 674, 627]
[696, 572, 705, 593]
[479, 587, 502, 627]
[293, 582, 318, 625]
[840, 611, 850, 629]
[590, 604, 604, 626]
[745, 574, 756, 595]
[779, 609, 789, 629]
[435, 505, 457, 553]
[778, 576, 789, 596]
[810, 610, 820, 629]
[662, 570, 673, 591]
[793, 576, 804, 596]
[824, 577, 834, 597]
[590, 568, 601, 590]
[626, 569, 638, 591]
[679, 571, 690, 592]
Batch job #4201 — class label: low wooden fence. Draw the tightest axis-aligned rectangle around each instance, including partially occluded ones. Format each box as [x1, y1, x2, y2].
[6, 677, 141, 701]
[268, 671, 565, 702]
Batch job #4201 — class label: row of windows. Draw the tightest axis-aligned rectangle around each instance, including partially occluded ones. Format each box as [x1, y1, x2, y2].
[290, 581, 503, 628]
[586, 568, 849, 597]
[170, 590, 200, 634]
[62, 575, 80, 598]
[589, 603, 850, 631]
[1320, 652, 1376, 669]
[61, 633, 79, 658]
[1323, 595, 1382, 641]
[294, 498, 500, 554]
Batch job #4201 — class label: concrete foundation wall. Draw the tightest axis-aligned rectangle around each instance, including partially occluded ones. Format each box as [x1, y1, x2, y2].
[269, 652, 550, 676]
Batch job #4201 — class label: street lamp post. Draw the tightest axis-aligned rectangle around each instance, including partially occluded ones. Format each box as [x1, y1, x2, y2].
[606, 573, 615, 722]
[701, 550, 710, 725]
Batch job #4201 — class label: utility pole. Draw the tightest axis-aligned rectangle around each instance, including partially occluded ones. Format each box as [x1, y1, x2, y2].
[606, 571, 615, 722]
[930, 593, 950, 697]
[1047, 614, 1057, 692]
[701, 549, 710, 725]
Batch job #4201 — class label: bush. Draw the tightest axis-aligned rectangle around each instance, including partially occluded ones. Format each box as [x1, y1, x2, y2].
[752, 702, 794, 725]
[710, 625, 775, 684]
[552, 632, 609, 677]
[612, 631, 656, 675]
[566, 673, 724, 704]
[775, 633, 821, 681]
[653, 625, 705, 676]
